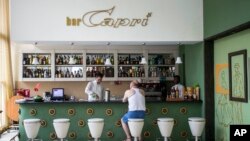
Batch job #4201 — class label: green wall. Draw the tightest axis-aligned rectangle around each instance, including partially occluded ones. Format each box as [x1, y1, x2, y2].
[204, 0, 250, 38]
[214, 29, 250, 141]
[203, 0, 250, 140]
[180, 43, 205, 102]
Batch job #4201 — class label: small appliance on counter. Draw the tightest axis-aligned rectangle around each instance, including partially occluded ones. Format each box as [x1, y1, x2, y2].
[42, 92, 51, 101]
[51, 88, 64, 101]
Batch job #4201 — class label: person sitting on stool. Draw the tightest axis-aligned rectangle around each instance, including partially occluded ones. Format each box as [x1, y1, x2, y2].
[121, 80, 146, 141]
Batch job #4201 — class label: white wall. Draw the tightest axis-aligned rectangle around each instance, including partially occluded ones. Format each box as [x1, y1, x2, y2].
[11, 0, 203, 44]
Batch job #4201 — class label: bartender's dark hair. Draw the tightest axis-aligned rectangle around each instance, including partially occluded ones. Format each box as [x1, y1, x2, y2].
[174, 75, 180, 83]
[95, 72, 104, 78]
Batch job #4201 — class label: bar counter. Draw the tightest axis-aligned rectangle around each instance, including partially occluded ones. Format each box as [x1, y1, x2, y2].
[18, 100, 202, 141]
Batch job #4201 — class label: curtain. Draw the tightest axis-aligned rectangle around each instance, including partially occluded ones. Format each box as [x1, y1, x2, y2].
[0, 0, 14, 130]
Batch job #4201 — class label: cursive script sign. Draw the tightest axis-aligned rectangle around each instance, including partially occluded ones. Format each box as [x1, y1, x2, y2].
[66, 6, 152, 28]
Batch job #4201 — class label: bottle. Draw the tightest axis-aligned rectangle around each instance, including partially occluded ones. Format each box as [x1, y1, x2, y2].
[111, 55, 114, 65]
[29, 55, 33, 65]
[175, 87, 179, 99]
[171, 88, 176, 99]
[86, 56, 90, 65]
[23, 56, 27, 65]
[105, 88, 111, 102]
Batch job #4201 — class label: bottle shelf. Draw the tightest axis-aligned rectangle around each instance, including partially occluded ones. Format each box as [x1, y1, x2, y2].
[86, 65, 114, 67]
[21, 50, 178, 81]
[23, 65, 51, 67]
[55, 65, 83, 67]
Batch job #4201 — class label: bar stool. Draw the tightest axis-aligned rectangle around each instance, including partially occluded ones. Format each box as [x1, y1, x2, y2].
[88, 118, 104, 141]
[188, 117, 205, 141]
[53, 118, 70, 141]
[23, 119, 42, 141]
[157, 118, 174, 141]
[128, 119, 144, 141]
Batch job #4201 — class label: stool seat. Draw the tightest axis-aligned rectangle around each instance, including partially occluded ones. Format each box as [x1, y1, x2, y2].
[158, 118, 174, 122]
[128, 118, 144, 141]
[88, 118, 104, 122]
[88, 118, 104, 141]
[188, 117, 205, 141]
[53, 118, 70, 123]
[157, 118, 174, 141]
[23, 119, 41, 140]
[188, 117, 205, 122]
[53, 118, 70, 140]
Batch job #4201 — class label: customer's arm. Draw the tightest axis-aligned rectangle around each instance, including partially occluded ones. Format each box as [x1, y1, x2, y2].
[122, 89, 134, 102]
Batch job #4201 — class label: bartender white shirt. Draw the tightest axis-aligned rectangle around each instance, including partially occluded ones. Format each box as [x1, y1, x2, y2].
[85, 80, 105, 101]
[172, 84, 184, 98]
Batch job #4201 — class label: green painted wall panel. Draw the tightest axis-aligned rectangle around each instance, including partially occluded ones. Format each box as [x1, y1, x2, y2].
[214, 29, 250, 141]
[204, 0, 250, 38]
[181, 43, 205, 114]
[19, 102, 202, 141]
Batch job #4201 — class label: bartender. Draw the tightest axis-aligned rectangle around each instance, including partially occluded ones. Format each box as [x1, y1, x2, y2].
[172, 75, 184, 98]
[85, 72, 105, 101]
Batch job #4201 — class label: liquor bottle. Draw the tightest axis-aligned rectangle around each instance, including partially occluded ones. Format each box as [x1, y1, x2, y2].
[58, 69, 62, 78]
[100, 55, 104, 65]
[66, 68, 70, 78]
[91, 56, 95, 65]
[86, 56, 90, 65]
[175, 87, 179, 98]
[118, 56, 122, 65]
[44, 69, 47, 78]
[111, 55, 114, 65]
[29, 55, 33, 65]
[171, 88, 176, 99]
[79, 69, 83, 77]
[118, 67, 122, 77]
[23, 56, 27, 65]
[141, 68, 145, 77]
[76, 70, 80, 78]
[42, 56, 46, 65]
[86, 68, 91, 77]
[70, 72, 74, 78]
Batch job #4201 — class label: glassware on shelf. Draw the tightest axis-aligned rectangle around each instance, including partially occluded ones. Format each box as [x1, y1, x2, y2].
[55, 53, 83, 65]
[55, 67, 83, 78]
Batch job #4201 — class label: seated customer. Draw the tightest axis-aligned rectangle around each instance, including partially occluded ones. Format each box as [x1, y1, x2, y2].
[121, 80, 146, 141]
[172, 75, 184, 98]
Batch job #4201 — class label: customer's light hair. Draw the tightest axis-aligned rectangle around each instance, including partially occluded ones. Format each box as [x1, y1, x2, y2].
[130, 80, 139, 88]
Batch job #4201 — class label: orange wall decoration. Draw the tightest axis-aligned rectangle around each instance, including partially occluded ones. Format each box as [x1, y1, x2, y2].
[215, 64, 229, 95]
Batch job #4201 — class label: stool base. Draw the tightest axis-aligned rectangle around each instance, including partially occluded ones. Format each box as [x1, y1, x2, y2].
[88, 139, 101, 141]
[156, 137, 172, 141]
[186, 136, 201, 141]
[53, 139, 68, 141]
[27, 139, 43, 141]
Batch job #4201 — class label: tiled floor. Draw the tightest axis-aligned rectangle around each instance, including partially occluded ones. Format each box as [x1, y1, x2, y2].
[0, 130, 19, 141]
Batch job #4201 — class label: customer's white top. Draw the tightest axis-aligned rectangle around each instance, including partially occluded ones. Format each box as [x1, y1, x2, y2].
[128, 88, 146, 111]
[88, 118, 104, 122]
[188, 117, 205, 122]
[157, 118, 174, 122]
[24, 119, 41, 123]
[53, 118, 70, 123]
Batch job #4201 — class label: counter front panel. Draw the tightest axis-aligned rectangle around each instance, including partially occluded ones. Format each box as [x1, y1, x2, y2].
[18, 101, 202, 141]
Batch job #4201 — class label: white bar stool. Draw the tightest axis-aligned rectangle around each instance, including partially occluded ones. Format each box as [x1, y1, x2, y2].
[53, 118, 70, 141]
[157, 118, 174, 141]
[88, 118, 104, 141]
[188, 117, 205, 141]
[23, 119, 42, 141]
[128, 119, 144, 141]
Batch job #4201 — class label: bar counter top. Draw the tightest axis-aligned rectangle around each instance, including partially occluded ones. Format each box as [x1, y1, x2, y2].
[16, 99, 202, 104]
